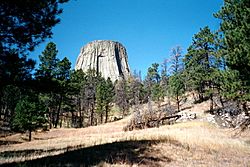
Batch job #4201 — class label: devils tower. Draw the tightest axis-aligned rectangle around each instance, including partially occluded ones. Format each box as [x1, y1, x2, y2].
[75, 40, 131, 82]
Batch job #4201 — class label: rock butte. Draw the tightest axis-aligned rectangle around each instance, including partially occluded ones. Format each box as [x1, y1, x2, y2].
[75, 40, 131, 82]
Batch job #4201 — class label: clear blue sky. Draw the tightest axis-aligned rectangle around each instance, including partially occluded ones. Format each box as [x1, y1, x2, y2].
[30, 0, 223, 78]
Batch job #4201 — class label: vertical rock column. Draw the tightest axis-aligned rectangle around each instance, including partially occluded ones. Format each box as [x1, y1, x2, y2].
[75, 40, 131, 82]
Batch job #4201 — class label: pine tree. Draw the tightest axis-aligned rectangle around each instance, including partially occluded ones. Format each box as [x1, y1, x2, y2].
[169, 46, 185, 112]
[145, 63, 161, 84]
[0, 0, 69, 53]
[36, 42, 59, 80]
[0, 0, 69, 129]
[96, 77, 114, 123]
[85, 69, 99, 126]
[96, 77, 106, 123]
[144, 63, 162, 102]
[0, 52, 35, 124]
[127, 75, 144, 106]
[54, 57, 71, 128]
[214, 0, 250, 111]
[13, 95, 46, 141]
[57, 57, 71, 81]
[69, 70, 87, 127]
[104, 77, 115, 123]
[35, 42, 59, 128]
[115, 79, 129, 117]
[184, 26, 218, 109]
[1, 85, 21, 123]
[161, 59, 169, 101]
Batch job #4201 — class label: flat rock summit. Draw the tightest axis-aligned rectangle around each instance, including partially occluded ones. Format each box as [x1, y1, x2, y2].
[75, 40, 131, 82]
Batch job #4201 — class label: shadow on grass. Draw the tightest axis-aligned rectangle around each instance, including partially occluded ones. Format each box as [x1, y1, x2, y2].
[1, 140, 172, 167]
[0, 140, 22, 146]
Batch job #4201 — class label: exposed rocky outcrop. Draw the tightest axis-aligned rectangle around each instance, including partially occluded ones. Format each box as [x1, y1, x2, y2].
[75, 40, 131, 82]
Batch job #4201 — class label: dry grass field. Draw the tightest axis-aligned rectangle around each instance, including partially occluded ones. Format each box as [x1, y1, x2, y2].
[0, 101, 250, 166]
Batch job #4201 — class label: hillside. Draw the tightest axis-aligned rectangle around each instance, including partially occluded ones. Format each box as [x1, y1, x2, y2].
[0, 100, 249, 166]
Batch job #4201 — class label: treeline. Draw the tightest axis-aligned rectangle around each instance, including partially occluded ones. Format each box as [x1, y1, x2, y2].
[0, 42, 129, 135]
[144, 0, 250, 117]
[0, 40, 161, 139]
[0, 0, 70, 141]
[0, 0, 249, 140]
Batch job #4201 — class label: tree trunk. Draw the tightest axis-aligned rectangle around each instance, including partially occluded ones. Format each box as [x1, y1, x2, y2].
[82, 111, 84, 128]
[54, 95, 63, 128]
[209, 94, 213, 112]
[192, 92, 197, 102]
[198, 92, 203, 102]
[28, 129, 32, 141]
[60, 115, 63, 128]
[218, 88, 224, 107]
[3, 106, 9, 122]
[242, 102, 249, 116]
[219, 95, 224, 108]
[51, 108, 55, 128]
[176, 94, 180, 112]
[78, 97, 83, 128]
[105, 105, 109, 123]
[49, 108, 52, 129]
[71, 111, 75, 127]
[90, 103, 94, 126]
[122, 108, 125, 118]
[79, 111, 83, 128]
[0, 92, 2, 121]
[100, 113, 103, 124]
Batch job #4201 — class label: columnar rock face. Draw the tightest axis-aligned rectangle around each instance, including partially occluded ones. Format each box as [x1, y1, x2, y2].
[75, 40, 131, 82]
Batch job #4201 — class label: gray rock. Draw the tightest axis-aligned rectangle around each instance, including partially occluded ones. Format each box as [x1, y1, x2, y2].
[176, 112, 197, 122]
[75, 40, 131, 82]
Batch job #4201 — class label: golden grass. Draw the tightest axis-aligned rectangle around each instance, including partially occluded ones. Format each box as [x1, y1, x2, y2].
[0, 100, 250, 165]
[1, 119, 249, 165]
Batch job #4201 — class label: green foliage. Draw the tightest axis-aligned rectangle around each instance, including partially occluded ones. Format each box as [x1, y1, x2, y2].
[69, 70, 87, 95]
[3, 0, 250, 131]
[96, 78, 107, 116]
[0, 51, 35, 124]
[67, 70, 87, 127]
[115, 79, 129, 116]
[36, 42, 59, 80]
[160, 59, 169, 98]
[13, 95, 47, 140]
[85, 69, 100, 100]
[218, 68, 250, 102]
[170, 46, 183, 74]
[34, 42, 59, 128]
[57, 57, 71, 81]
[169, 46, 185, 112]
[96, 77, 115, 123]
[54, 57, 71, 128]
[1, 85, 21, 123]
[105, 77, 115, 106]
[214, 0, 250, 101]
[169, 74, 185, 98]
[184, 27, 218, 101]
[146, 63, 160, 84]
[0, 0, 69, 52]
[0, 0, 69, 129]
[0, 52, 35, 89]
[151, 83, 164, 101]
[144, 63, 163, 101]
[56, 57, 72, 101]
[127, 76, 146, 105]
[35, 42, 72, 128]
